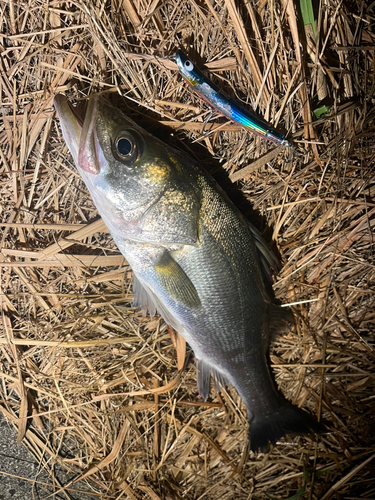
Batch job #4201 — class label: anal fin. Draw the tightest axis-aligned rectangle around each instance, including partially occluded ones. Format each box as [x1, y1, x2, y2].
[212, 370, 228, 394]
[195, 359, 228, 400]
[196, 359, 211, 400]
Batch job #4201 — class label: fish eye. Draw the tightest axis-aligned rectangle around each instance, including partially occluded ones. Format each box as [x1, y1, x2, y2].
[113, 130, 143, 163]
[184, 59, 194, 71]
[117, 137, 132, 157]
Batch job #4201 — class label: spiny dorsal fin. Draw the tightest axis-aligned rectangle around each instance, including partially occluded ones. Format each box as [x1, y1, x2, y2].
[247, 222, 280, 285]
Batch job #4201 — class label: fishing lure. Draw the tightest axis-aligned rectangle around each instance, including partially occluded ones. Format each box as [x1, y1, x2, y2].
[175, 49, 293, 149]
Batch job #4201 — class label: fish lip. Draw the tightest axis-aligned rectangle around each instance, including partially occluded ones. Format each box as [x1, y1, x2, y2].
[78, 96, 100, 174]
[54, 94, 81, 166]
[54, 94, 101, 175]
[54, 94, 85, 127]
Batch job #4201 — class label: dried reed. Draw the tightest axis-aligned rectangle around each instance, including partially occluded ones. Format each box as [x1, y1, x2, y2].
[0, 1, 374, 499]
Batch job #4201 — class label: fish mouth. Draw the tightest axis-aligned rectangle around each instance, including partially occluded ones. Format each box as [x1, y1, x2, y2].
[54, 94, 101, 174]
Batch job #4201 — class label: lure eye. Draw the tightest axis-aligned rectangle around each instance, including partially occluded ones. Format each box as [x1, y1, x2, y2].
[184, 59, 194, 72]
[113, 130, 144, 163]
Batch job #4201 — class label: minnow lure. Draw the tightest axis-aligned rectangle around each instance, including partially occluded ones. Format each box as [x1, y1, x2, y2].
[175, 49, 293, 148]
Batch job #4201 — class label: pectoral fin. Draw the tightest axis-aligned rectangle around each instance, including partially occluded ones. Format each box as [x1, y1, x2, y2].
[154, 252, 201, 309]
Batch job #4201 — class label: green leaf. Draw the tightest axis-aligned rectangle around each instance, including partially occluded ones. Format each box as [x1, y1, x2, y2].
[300, 0, 316, 40]
[313, 105, 330, 119]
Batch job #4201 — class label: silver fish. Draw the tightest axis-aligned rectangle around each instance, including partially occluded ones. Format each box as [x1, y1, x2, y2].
[54, 94, 322, 451]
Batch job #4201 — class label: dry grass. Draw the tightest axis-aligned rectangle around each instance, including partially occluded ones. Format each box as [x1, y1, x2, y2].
[1, 0, 374, 499]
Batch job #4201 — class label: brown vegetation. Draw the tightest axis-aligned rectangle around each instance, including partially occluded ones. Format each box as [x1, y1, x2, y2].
[0, 0, 374, 498]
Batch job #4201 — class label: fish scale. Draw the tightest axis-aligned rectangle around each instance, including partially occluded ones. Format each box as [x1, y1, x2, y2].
[54, 93, 323, 452]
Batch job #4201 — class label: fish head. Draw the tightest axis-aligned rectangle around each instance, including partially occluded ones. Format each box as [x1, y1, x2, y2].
[54, 94, 201, 245]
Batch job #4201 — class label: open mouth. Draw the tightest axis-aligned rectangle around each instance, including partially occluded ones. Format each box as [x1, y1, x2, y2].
[54, 94, 100, 174]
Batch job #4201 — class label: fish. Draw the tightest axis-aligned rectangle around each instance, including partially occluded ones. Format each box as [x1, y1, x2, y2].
[175, 49, 293, 149]
[54, 93, 322, 452]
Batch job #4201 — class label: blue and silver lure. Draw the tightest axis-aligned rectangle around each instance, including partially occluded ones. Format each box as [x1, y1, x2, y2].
[175, 50, 293, 149]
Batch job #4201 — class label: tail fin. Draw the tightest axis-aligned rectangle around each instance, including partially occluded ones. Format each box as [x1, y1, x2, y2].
[249, 404, 324, 452]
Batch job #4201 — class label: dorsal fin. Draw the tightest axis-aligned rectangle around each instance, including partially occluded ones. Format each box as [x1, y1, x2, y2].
[247, 222, 280, 285]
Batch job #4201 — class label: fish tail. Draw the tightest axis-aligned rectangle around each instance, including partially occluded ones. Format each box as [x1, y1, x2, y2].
[249, 404, 324, 452]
